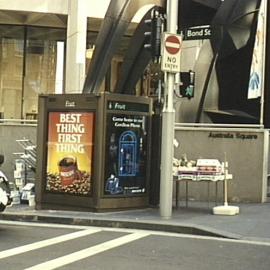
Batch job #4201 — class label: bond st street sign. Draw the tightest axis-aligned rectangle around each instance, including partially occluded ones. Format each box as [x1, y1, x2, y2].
[183, 26, 211, 40]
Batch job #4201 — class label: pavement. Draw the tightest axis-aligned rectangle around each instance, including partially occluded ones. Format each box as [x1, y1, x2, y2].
[1, 201, 270, 243]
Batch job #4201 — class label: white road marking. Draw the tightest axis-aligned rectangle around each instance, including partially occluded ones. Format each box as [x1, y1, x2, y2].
[0, 220, 93, 230]
[1, 220, 270, 247]
[24, 232, 150, 270]
[0, 228, 101, 259]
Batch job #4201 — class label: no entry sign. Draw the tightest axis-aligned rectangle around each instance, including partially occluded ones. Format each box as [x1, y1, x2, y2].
[165, 35, 181, 55]
[161, 32, 182, 73]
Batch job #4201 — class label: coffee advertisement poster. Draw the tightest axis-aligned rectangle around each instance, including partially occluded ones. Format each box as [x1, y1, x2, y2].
[104, 114, 148, 196]
[46, 112, 95, 195]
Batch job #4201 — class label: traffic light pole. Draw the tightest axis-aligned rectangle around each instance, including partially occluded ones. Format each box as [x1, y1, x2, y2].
[159, 0, 179, 219]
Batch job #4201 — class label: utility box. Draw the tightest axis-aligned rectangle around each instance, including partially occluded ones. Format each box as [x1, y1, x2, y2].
[35, 93, 152, 211]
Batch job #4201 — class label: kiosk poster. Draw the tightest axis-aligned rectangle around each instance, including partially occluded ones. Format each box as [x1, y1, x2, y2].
[46, 112, 95, 196]
[104, 114, 148, 196]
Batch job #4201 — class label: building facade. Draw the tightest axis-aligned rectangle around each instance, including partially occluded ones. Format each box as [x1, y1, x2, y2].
[0, 0, 148, 119]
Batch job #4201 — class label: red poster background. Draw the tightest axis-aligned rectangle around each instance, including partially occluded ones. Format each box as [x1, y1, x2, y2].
[46, 112, 95, 194]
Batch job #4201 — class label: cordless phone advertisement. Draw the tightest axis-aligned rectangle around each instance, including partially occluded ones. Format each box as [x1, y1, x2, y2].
[46, 111, 95, 196]
[104, 113, 148, 196]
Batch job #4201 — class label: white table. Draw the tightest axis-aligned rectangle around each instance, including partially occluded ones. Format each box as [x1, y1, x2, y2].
[174, 174, 233, 208]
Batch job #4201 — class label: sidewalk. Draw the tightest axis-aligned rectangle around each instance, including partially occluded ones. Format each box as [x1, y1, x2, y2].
[1, 201, 270, 243]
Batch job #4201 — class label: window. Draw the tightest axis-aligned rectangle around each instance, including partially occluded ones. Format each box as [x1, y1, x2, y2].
[0, 25, 66, 119]
[24, 27, 66, 119]
[0, 25, 24, 119]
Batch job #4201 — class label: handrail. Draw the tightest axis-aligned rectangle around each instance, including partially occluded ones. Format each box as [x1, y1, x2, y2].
[0, 119, 37, 126]
[175, 123, 264, 129]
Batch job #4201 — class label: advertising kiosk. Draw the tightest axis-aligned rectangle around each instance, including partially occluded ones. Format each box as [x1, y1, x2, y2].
[35, 93, 152, 211]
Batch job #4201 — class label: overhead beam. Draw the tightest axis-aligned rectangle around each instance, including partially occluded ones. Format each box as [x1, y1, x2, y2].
[83, 0, 165, 94]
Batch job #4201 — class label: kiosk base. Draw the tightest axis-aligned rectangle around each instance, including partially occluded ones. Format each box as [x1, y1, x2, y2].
[212, 205, 240, 216]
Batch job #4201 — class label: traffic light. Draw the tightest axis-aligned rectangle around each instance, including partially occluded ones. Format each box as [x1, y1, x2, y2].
[144, 9, 164, 61]
[179, 70, 195, 99]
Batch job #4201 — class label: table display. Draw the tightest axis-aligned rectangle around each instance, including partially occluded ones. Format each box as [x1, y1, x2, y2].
[173, 158, 238, 215]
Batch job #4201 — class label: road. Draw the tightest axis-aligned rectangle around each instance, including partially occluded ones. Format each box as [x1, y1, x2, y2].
[0, 221, 270, 270]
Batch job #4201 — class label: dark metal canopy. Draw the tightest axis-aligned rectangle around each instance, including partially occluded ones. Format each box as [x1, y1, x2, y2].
[82, 0, 165, 94]
[196, 0, 262, 123]
[178, 0, 220, 29]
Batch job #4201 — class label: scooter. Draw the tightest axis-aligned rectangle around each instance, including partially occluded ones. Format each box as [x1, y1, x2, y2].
[0, 154, 12, 212]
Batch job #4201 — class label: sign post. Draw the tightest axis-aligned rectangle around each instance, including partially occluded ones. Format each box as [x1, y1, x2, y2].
[159, 0, 179, 219]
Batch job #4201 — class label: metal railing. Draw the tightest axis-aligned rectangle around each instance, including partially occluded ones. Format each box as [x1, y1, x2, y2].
[13, 139, 37, 171]
[0, 119, 37, 126]
[175, 123, 264, 129]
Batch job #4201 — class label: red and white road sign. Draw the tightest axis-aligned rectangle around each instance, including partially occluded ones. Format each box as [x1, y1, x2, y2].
[165, 35, 181, 55]
[161, 32, 182, 73]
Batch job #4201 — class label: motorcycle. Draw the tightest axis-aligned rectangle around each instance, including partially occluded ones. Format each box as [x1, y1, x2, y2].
[0, 154, 12, 212]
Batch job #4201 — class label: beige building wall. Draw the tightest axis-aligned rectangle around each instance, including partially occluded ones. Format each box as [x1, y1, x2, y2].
[0, 0, 111, 17]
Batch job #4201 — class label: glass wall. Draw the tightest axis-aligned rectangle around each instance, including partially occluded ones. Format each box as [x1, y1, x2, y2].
[0, 25, 24, 119]
[0, 25, 66, 119]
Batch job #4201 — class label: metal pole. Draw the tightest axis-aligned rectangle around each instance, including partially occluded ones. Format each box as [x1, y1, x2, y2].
[260, 0, 268, 125]
[159, 0, 179, 219]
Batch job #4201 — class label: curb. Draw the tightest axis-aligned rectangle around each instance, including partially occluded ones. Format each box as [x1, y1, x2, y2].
[0, 212, 236, 239]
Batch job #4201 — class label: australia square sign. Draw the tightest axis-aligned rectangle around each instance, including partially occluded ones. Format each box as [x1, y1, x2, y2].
[161, 32, 182, 73]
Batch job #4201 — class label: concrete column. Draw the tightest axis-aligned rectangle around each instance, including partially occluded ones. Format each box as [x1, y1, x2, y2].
[65, 0, 87, 93]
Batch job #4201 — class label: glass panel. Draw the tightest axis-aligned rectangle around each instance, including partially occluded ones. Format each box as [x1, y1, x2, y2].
[104, 114, 148, 196]
[24, 27, 66, 119]
[0, 25, 24, 119]
[46, 111, 95, 196]
[86, 31, 98, 73]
